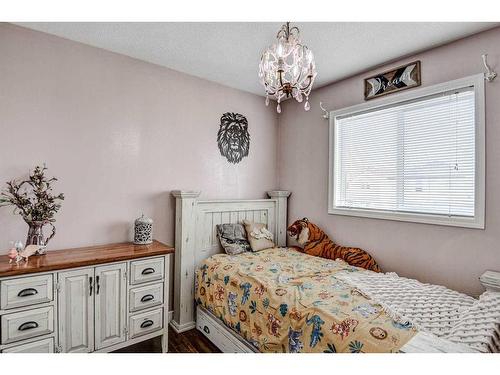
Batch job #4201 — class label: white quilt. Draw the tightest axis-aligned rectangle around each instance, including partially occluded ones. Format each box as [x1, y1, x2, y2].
[336, 270, 500, 353]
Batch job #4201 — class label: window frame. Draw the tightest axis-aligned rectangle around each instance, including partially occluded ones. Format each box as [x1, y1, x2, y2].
[328, 74, 485, 229]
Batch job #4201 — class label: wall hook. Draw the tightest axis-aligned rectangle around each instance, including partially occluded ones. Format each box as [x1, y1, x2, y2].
[482, 54, 497, 82]
[319, 102, 329, 119]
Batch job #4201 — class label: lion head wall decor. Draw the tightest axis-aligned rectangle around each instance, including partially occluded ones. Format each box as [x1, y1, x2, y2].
[217, 112, 250, 164]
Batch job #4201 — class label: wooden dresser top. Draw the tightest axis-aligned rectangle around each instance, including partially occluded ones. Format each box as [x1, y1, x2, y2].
[0, 240, 174, 278]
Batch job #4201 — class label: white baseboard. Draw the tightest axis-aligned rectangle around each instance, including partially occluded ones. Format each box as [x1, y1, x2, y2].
[169, 319, 196, 333]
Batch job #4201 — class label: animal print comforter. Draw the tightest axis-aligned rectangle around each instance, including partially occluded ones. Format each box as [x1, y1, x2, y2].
[195, 247, 417, 353]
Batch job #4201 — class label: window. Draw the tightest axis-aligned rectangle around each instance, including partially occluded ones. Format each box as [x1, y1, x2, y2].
[328, 74, 485, 228]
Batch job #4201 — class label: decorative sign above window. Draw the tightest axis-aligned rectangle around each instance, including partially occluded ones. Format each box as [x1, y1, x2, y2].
[364, 61, 421, 100]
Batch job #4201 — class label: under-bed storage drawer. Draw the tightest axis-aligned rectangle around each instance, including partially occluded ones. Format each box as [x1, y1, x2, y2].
[1, 306, 54, 345]
[1, 337, 54, 353]
[0, 274, 53, 310]
[196, 307, 253, 353]
[130, 258, 164, 285]
[129, 308, 163, 339]
[129, 282, 163, 312]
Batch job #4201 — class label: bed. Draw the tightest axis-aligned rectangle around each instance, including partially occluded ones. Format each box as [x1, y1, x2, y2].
[195, 247, 417, 352]
[170, 190, 499, 353]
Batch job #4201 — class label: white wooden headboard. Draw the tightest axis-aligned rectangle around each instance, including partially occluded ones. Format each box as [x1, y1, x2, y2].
[169, 190, 291, 333]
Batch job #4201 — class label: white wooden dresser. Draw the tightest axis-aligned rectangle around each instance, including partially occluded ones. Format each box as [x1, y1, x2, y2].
[0, 240, 173, 353]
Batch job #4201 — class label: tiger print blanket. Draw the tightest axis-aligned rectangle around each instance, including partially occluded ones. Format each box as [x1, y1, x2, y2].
[195, 247, 417, 353]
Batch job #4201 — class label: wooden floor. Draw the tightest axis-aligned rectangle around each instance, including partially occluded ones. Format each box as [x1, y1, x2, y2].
[113, 326, 221, 353]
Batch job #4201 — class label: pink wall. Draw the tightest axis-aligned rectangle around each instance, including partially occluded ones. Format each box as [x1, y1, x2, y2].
[0, 24, 279, 251]
[279, 26, 500, 296]
[2, 23, 499, 298]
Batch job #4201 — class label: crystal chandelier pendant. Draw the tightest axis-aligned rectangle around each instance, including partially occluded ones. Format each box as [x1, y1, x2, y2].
[259, 22, 317, 114]
[296, 92, 303, 103]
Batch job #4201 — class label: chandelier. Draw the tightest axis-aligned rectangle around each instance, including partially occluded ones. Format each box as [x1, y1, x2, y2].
[259, 22, 317, 113]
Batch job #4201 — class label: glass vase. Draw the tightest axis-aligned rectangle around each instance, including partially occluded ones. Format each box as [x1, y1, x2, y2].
[26, 220, 56, 253]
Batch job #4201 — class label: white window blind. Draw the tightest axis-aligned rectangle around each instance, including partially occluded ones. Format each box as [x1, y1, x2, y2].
[332, 84, 481, 225]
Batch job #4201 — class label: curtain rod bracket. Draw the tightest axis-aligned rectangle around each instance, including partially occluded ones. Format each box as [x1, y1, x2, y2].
[320, 102, 329, 119]
[482, 54, 497, 82]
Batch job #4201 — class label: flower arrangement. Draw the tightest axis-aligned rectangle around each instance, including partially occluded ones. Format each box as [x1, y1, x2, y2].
[0, 165, 64, 247]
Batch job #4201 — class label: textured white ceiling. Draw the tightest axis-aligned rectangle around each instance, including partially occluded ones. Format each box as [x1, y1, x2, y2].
[15, 22, 498, 96]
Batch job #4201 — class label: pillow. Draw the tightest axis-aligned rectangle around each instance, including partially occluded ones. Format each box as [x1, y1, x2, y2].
[242, 220, 275, 252]
[216, 223, 251, 255]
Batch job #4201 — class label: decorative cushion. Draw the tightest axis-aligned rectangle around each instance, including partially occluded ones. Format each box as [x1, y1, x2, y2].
[216, 223, 251, 255]
[242, 220, 275, 252]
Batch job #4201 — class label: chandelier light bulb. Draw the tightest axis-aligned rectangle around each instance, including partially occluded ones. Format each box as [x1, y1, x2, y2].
[259, 22, 317, 114]
[306, 49, 314, 63]
[276, 40, 285, 58]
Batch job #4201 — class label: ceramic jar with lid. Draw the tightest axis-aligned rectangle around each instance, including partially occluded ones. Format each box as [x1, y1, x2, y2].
[134, 214, 153, 245]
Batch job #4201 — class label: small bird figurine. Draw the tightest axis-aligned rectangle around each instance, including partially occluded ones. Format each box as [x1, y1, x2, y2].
[6, 244, 45, 264]
[19, 245, 46, 262]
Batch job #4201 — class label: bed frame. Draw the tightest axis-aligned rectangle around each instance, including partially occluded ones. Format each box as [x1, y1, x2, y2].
[169, 190, 481, 353]
[169, 190, 290, 334]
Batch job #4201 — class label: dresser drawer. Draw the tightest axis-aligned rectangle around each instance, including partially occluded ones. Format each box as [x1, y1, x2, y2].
[130, 257, 164, 285]
[1, 306, 54, 345]
[129, 308, 163, 339]
[1, 337, 54, 353]
[129, 282, 163, 312]
[0, 274, 53, 310]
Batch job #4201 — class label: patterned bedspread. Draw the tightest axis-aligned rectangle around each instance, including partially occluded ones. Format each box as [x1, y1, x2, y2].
[195, 247, 417, 353]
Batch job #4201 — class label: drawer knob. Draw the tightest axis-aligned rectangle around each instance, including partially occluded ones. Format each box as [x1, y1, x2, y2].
[17, 288, 38, 297]
[140, 294, 155, 303]
[203, 325, 210, 334]
[18, 321, 39, 331]
[141, 267, 155, 275]
[140, 319, 154, 329]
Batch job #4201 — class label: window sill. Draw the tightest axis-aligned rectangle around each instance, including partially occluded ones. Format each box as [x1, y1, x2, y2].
[328, 206, 484, 229]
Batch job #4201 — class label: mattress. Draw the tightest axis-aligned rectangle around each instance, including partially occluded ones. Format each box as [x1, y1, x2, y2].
[194, 247, 417, 353]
